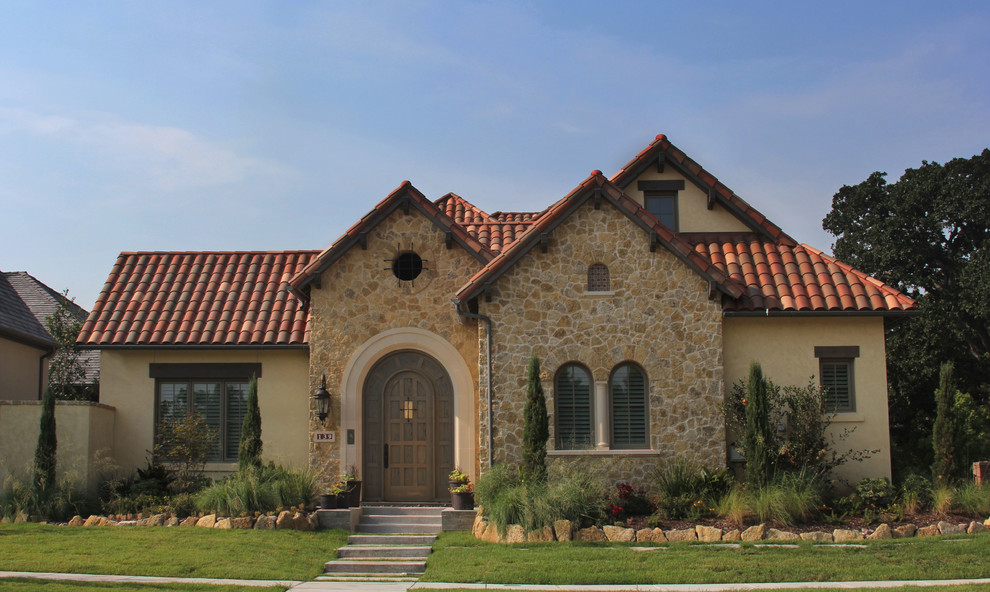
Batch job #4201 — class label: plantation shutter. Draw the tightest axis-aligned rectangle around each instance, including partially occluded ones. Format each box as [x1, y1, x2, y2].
[555, 365, 592, 448]
[193, 382, 223, 461]
[225, 382, 249, 462]
[821, 360, 853, 412]
[611, 364, 647, 447]
[159, 383, 188, 421]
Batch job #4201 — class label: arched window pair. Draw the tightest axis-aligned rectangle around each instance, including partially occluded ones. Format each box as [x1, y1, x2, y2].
[554, 363, 648, 450]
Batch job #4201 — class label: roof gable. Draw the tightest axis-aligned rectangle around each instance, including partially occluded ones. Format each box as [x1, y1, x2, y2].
[0, 271, 56, 347]
[612, 134, 796, 246]
[289, 182, 494, 297]
[454, 172, 745, 303]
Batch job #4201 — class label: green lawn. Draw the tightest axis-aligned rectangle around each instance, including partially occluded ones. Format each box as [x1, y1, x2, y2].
[0, 579, 286, 592]
[0, 523, 348, 581]
[422, 531, 990, 585]
[415, 588, 990, 592]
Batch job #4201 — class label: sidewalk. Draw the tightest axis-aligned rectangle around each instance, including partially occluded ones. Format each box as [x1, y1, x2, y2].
[4, 571, 990, 591]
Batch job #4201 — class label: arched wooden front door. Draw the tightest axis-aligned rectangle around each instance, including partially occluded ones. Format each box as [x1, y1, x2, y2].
[362, 351, 454, 502]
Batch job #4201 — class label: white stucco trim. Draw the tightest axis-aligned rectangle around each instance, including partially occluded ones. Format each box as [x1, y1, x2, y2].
[339, 327, 477, 482]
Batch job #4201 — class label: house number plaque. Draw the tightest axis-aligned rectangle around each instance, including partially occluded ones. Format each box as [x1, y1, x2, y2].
[313, 432, 335, 442]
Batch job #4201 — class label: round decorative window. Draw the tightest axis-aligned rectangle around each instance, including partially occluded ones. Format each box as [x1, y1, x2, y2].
[392, 252, 424, 281]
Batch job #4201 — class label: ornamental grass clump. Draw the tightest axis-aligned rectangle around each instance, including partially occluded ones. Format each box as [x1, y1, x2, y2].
[953, 482, 990, 515]
[196, 464, 315, 515]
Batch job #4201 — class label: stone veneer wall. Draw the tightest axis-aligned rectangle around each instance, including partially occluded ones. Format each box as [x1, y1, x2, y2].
[479, 201, 725, 487]
[307, 208, 481, 489]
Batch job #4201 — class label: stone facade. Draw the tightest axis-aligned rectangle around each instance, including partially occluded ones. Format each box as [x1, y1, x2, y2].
[479, 200, 725, 485]
[307, 207, 481, 490]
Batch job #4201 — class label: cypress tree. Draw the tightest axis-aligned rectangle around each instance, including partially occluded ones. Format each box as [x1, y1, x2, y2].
[33, 387, 57, 493]
[931, 361, 956, 485]
[238, 376, 263, 472]
[744, 362, 774, 487]
[521, 355, 549, 484]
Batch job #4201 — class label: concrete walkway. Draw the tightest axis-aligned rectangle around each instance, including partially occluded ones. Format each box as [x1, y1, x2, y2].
[4, 571, 990, 590]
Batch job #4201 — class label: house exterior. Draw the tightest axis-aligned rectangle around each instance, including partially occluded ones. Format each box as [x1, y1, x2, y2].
[78, 135, 915, 500]
[0, 270, 99, 401]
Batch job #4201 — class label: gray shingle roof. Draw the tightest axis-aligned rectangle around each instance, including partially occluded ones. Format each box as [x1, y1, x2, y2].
[0, 271, 100, 384]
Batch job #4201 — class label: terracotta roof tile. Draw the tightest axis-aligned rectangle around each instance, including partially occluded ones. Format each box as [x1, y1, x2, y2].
[79, 251, 317, 347]
[689, 237, 915, 313]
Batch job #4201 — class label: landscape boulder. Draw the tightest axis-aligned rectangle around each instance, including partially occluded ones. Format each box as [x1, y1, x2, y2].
[740, 524, 765, 541]
[275, 510, 293, 530]
[799, 531, 832, 542]
[196, 514, 216, 528]
[603, 525, 636, 542]
[67, 516, 84, 527]
[527, 526, 554, 542]
[254, 515, 275, 530]
[892, 524, 917, 538]
[832, 529, 863, 542]
[767, 529, 800, 541]
[553, 520, 573, 542]
[504, 524, 526, 544]
[916, 524, 939, 537]
[696, 525, 722, 542]
[664, 528, 697, 542]
[937, 521, 966, 535]
[577, 526, 606, 542]
[867, 524, 892, 540]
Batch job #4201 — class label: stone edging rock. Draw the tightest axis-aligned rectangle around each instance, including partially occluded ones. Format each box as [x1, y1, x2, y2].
[472, 513, 990, 544]
[58, 510, 319, 531]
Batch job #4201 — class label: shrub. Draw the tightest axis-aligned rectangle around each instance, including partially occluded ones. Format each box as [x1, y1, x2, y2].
[238, 376, 263, 472]
[195, 464, 315, 515]
[932, 361, 958, 485]
[606, 483, 655, 521]
[854, 477, 896, 510]
[744, 362, 775, 487]
[33, 387, 57, 494]
[154, 413, 218, 493]
[653, 459, 730, 520]
[168, 493, 197, 518]
[899, 473, 932, 515]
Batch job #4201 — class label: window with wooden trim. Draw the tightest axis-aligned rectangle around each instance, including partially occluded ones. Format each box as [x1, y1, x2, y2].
[555, 363, 593, 449]
[587, 263, 610, 292]
[644, 191, 678, 230]
[157, 379, 251, 462]
[609, 363, 648, 448]
[815, 346, 858, 413]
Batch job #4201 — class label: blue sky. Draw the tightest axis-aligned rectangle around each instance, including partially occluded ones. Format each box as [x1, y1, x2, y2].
[1, 1, 988, 309]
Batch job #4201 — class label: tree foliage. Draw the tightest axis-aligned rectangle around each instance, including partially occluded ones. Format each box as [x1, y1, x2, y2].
[521, 355, 549, 484]
[154, 413, 217, 493]
[44, 291, 95, 401]
[33, 387, 57, 493]
[238, 376, 263, 472]
[743, 362, 775, 487]
[931, 362, 957, 485]
[822, 149, 990, 475]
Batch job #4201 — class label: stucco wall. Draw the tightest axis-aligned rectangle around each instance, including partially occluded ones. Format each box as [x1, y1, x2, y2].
[98, 348, 309, 476]
[0, 400, 114, 492]
[0, 337, 48, 401]
[723, 316, 892, 483]
[623, 168, 751, 233]
[308, 208, 482, 489]
[480, 199, 726, 488]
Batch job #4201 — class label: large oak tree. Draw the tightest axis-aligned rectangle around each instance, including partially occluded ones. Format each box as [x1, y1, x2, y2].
[822, 148, 990, 474]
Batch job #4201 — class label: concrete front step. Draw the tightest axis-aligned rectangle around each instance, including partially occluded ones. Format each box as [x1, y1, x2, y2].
[316, 575, 420, 582]
[356, 523, 441, 534]
[324, 560, 427, 575]
[360, 506, 445, 516]
[360, 514, 443, 526]
[348, 534, 437, 545]
[337, 546, 432, 559]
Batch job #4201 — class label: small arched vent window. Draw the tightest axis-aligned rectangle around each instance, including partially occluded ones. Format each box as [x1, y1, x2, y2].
[587, 263, 610, 292]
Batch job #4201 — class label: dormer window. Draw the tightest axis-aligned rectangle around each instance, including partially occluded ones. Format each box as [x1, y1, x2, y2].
[639, 180, 684, 231]
[587, 263, 610, 292]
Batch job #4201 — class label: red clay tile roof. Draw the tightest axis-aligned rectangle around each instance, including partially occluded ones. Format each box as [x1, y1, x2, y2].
[289, 182, 495, 295]
[434, 195, 539, 253]
[78, 251, 317, 347]
[689, 235, 915, 313]
[455, 172, 746, 303]
[612, 134, 797, 247]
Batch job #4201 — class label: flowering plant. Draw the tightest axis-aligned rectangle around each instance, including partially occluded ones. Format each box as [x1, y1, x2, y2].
[448, 469, 470, 483]
[451, 481, 474, 494]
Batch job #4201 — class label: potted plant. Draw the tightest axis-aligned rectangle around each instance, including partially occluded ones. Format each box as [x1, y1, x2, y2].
[448, 469, 474, 510]
[320, 482, 345, 509]
[341, 466, 362, 508]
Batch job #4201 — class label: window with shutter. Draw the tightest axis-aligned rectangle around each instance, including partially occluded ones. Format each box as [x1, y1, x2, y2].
[610, 363, 648, 448]
[820, 360, 854, 412]
[814, 346, 858, 413]
[157, 378, 251, 462]
[555, 364, 593, 449]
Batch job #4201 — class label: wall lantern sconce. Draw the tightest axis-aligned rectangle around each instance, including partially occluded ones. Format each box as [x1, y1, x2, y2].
[312, 374, 331, 424]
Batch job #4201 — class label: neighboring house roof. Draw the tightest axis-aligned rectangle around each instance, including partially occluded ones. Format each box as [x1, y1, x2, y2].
[78, 251, 317, 347]
[80, 134, 916, 348]
[1, 270, 100, 382]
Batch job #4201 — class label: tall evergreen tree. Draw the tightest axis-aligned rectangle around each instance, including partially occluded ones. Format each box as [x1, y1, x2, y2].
[744, 362, 775, 487]
[521, 355, 549, 484]
[931, 362, 957, 485]
[238, 376, 263, 472]
[33, 387, 57, 492]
